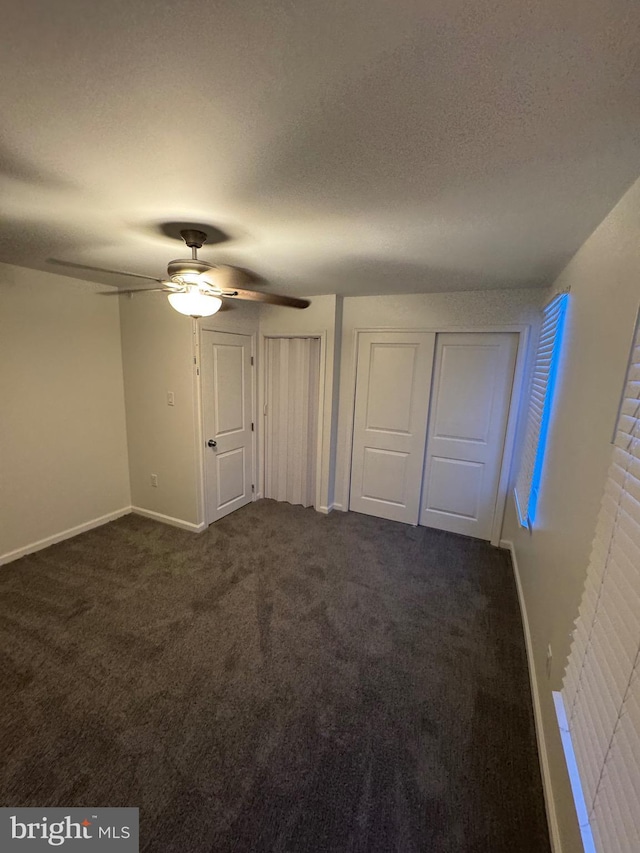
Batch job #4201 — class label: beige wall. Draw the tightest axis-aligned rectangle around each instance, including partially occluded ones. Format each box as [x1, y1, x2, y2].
[119, 293, 201, 526]
[334, 288, 546, 510]
[0, 263, 130, 561]
[503, 176, 640, 852]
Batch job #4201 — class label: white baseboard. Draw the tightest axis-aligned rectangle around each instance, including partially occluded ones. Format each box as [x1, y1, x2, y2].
[0, 506, 131, 566]
[130, 506, 206, 532]
[317, 502, 345, 515]
[318, 502, 348, 514]
[1, 504, 207, 566]
[501, 538, 562, 853]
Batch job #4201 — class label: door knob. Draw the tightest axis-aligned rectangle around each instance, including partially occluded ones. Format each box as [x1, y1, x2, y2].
[207, 439, 217, 448]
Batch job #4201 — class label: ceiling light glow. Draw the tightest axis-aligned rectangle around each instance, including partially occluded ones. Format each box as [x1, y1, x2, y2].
[167, 287, 222, 318]
[174, 272, 202, 285]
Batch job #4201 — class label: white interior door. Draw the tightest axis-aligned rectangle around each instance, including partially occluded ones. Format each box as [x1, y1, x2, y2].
[264, 337, 321, 508]
[349, 331, 436, 523]
[420, 332, 517, 539]
[201, 330, 254, 525]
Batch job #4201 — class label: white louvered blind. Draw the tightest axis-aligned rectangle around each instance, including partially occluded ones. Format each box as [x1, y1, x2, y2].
[515, 293, 568, 527]
[562, 311, 640, 853]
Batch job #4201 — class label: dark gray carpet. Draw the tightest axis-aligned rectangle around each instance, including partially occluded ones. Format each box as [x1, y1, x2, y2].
[0, 500, 550, 852]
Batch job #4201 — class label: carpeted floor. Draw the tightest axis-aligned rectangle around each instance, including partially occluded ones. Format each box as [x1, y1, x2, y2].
[0, 500, 550, 852]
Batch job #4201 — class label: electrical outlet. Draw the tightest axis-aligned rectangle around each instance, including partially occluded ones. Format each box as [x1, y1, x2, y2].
[546, 644, 553, 679]
[151, 474, 158, 488]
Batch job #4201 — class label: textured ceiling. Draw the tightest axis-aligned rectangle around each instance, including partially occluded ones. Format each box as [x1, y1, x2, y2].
[1, 0, 639, 296]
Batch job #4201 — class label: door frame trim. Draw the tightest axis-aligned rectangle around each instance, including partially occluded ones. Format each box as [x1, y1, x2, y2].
[258, 332, 327, 511]
[194, 322, 258, 528]
[343, 324, 530, 546]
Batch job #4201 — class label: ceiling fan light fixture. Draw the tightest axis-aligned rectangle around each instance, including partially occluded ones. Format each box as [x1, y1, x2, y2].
[167, 287, 222, 318]
[173, 272, 202, 286]
[50, 228, 309, 313]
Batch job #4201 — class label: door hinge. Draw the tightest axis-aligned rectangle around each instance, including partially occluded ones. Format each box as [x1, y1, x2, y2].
[251, 422, 254, 431]
[250, 356, 254, 366]
[251, 484, 255, 492]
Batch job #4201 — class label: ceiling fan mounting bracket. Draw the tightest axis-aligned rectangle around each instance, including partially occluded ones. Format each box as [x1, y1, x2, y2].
[180, 229, 208, 249]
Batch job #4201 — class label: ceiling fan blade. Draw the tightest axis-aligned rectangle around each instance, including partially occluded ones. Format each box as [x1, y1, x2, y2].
[98, 285, 178, 295]
[48, 258, 164, 284]
[202, 265, 308, 307]
[200, 264, 268, 290]
[222, 287, 310, 309]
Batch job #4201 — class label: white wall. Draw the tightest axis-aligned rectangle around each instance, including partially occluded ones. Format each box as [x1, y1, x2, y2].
[0, 263, 130, 561]
[502, 175, 640, 853]
[334, 288, 546, 510]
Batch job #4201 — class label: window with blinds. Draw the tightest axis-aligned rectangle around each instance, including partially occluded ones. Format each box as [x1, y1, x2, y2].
[515, 293, 569, 527]
[560, 309, 640, 853]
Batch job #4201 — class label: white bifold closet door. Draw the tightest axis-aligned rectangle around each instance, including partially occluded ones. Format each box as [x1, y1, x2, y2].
[420, 333, 518, 538]
[349, 332, 436, 523]
[349, 330, 517, 538]
[265, 337, 321, 507]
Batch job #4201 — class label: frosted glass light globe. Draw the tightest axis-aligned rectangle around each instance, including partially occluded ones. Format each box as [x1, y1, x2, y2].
[167, 288, 222, 318]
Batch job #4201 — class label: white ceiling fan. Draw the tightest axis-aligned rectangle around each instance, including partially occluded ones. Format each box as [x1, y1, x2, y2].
[49, 229, 310, 317]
